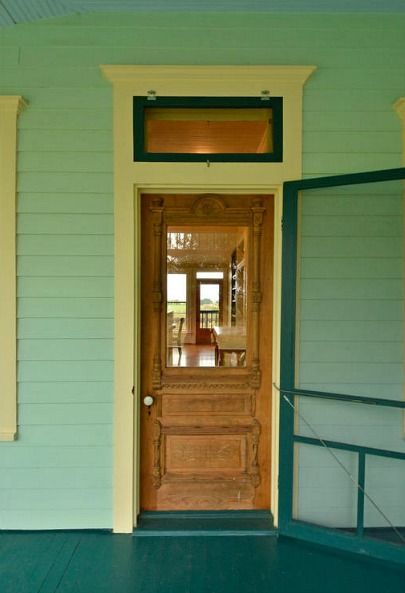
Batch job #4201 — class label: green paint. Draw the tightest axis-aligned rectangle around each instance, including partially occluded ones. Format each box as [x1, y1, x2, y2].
[18, 193, 113, 214]
[18, 361, 113, 382]
[18, 339, 113, 361]
[18, 151, 113, 173]
[0, 10, 404, 532]
[133, 95, 283, 162]
[280, 168, 405, 563]
[19, 129, 112, 151]
[0, 531, 405, 593]
[17, 213, 113, 235]
[18, 424, 113, 447]
[18, 381, 113, 403]
[18, 171, 113, 193]
[135, 511, 275, 536]
[294, 435, 405, 462]
[301, 237, 402, 257]
[1, 466, 111, 490]
[18, 318, 114, 339]
[299, 319, 403, 342]
[18, 236, 114, 257]
[18, 297, 113, 317]
[0, 447, 112, 470]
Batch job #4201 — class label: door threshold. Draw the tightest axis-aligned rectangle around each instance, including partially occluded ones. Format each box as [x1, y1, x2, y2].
[133, 510, 277, 537]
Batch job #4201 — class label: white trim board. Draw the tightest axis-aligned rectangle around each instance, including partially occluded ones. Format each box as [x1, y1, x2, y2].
[101, 65, 315, 532]
[0, 96, 26, 442]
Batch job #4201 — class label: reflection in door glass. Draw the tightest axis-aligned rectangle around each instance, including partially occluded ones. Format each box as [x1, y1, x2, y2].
[166, 227, 248, 368]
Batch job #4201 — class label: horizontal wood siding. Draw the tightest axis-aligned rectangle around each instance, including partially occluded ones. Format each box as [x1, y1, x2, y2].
[0, 11, 404, 528]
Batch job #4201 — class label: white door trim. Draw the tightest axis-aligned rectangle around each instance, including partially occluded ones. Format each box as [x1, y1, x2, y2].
[101, 65, 315, 532]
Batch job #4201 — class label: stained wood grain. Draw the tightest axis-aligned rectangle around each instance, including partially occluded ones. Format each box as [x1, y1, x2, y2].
[140, 193, 273, 510]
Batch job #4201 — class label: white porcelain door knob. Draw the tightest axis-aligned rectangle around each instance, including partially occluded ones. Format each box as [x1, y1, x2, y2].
[143, 395, 154, 407]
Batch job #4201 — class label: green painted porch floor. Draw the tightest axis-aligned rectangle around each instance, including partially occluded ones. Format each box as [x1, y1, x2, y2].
[1, 531, 405, 593]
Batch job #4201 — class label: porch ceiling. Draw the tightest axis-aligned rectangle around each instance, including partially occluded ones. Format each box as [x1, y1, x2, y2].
[1, 0, 405, 26]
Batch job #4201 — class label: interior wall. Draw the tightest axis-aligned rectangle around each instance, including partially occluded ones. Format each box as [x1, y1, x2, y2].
[0, 11, 404, 529]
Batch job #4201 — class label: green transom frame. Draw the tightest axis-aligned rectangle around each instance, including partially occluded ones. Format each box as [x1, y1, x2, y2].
[133, 96, 283, 162]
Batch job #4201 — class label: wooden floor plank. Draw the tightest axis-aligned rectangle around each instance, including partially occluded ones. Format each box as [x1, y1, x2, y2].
[0, 531, 404, 593]
[38, 533, 82, 593]
[0, 532, 68, 593]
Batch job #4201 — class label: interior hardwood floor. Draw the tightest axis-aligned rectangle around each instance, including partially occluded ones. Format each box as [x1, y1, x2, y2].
[1, 531, 404, 593]
[171, 344, 216, 367]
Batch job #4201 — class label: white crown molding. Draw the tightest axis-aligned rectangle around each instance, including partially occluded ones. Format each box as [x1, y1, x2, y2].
[101, 64, 316, 94]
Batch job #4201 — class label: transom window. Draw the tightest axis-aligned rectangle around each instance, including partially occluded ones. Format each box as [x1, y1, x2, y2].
[133, 96, 283, 162]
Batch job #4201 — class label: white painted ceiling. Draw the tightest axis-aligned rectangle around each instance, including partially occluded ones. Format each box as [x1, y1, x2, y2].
[1, 0, 405, 26]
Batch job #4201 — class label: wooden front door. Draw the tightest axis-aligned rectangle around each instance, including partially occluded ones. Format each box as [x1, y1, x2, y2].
[140, 193, 273, 510]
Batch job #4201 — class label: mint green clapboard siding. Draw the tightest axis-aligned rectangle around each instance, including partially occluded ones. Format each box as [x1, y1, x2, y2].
[18, 236, 114, 256]
[0, 11, 404, 530]
[18, 152, 113, 173]
[18, 213, 113, 234]
[18, 339, 113, 360]
[0, 445, 111, 466]
[18, 194, 113, 214]
[18, 318, 113, 339]
[18, 382, 113, 404]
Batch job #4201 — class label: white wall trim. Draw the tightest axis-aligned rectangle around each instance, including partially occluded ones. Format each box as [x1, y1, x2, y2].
[0, 96, 27, 442]
[394, 97, 405, 164]
[101, 65, 315, 532]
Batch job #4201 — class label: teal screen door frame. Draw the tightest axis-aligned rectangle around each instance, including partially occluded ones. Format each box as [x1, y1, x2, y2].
[279, 167, 405, 565]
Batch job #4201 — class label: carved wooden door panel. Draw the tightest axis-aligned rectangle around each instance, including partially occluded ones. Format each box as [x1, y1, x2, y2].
[140, 193, 273, 510]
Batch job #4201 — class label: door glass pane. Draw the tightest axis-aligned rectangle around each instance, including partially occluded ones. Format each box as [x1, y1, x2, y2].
[166, 226, 248, 368]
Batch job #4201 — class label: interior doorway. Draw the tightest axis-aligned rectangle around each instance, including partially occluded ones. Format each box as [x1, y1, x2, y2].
[196, 278, 223, 345]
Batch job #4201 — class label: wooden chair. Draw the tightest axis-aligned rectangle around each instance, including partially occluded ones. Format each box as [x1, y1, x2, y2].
[167, 317, 185, 365]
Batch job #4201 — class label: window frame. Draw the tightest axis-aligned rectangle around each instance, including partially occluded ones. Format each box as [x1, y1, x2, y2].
[133, 96, 283, 163]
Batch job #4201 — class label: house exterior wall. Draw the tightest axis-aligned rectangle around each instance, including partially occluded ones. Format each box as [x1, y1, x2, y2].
[0, 11, 404, 529]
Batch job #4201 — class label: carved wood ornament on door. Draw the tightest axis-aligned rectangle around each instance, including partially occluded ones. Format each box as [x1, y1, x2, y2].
[141, 193, 272, 510]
